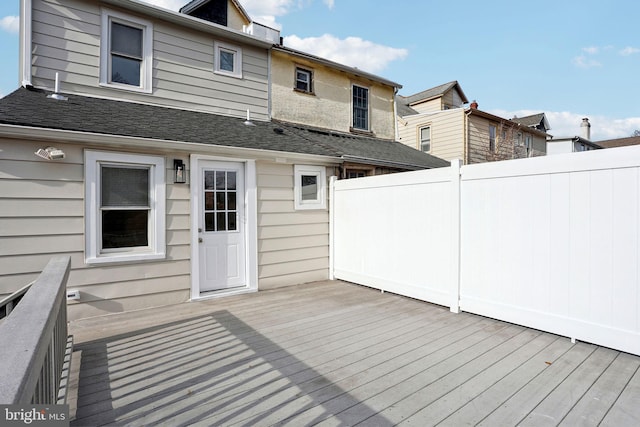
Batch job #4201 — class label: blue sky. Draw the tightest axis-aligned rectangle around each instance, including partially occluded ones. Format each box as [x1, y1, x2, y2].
[1, 0, 640, 140]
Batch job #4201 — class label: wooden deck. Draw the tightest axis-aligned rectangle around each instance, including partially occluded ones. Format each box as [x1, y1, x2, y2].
[68, 280, 640, 426]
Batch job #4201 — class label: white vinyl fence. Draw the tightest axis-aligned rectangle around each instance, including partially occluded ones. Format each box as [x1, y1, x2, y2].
[331, 146, 640, 356]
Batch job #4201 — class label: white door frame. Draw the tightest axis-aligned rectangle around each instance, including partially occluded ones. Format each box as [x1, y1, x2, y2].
[190, 154, 257, 300]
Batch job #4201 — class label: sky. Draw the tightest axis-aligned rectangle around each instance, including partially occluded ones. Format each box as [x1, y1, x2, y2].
[1, 0, 640, 141]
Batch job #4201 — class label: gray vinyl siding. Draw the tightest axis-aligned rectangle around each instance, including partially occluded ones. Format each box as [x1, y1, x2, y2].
[30, 0, 269, 120]
[0, 139, 191, 320]
[256, 162, 330, 289]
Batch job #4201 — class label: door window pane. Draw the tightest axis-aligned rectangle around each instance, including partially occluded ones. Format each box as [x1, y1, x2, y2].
[205, 171, 215, 190]
[216, 192, 225, 210]
[205, 212, 214, 232]
[216, 171, 226, 190]
[217, 212, 226, 231]
[228, 213, 236, 231]
[203, 169, 239, 232]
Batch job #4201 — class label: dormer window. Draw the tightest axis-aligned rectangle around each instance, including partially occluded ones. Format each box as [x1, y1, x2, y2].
[100, 10, 153, 93]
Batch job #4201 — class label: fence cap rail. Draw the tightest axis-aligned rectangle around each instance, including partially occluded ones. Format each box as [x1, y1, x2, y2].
[0, 256, 71, 404]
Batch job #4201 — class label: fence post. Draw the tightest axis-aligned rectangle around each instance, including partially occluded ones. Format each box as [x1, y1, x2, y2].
[450, 159, 462, 313]
[329, 175, 337, 281]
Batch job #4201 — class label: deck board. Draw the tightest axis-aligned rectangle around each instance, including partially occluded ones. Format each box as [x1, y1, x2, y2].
[68, 280, 640, 426]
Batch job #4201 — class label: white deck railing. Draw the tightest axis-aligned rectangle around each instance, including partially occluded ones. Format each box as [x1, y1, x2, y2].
[0, 256, 72, 404]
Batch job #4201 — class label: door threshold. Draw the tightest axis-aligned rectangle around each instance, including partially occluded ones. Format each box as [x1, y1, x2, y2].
[192, 286, 257, 302]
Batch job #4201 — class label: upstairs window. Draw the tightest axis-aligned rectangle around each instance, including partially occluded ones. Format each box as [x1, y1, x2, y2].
[100, 10, 153, 93]
[489, 125, 497, 152]
[420, 126, 431, 152]
[352, 84, 369, 131]
[295, 67, 313, 93]
[214, 41, 242, 78]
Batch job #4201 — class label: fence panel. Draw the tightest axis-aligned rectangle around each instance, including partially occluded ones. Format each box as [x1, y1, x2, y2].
[332, 146, 640, 356]
[459, 147, 640, 356]
[332, 164, 460, 310]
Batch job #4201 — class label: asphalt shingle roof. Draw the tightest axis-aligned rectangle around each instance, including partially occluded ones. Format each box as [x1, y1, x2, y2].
[399, 81, 468, 106]
[0, 87, 448, 169]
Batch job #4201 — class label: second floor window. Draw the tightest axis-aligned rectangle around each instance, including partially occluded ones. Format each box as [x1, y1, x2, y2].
[295, 68, 312, 93]
[352, 85, 369, 131]
[489, 125, 497, 152]
[100, 10, 153, 93]
[420, 126, 431, 152]
[110, 22, 143, 86]
[214, 41, 242, 78]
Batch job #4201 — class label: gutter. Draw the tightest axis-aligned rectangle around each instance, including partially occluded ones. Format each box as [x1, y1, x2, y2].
[20, 0, 32, 87]
[0, 124, 342, 165]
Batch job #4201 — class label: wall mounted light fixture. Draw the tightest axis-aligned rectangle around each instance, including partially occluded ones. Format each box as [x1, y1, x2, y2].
[174, 159, 186, 184]
[35, 147, 66, 160]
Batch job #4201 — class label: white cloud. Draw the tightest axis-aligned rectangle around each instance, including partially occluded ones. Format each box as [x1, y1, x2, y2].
[582, 46, 599, 55]
[572, 55, 601, 69]
[323, 0, 335, 9]
[0, 16, 19, 34]
[492, 109, 640, 141]
[620, 46, 640, 56]
[284, 34, 407, 73]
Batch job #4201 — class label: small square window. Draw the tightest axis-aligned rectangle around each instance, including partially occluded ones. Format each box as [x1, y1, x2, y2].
[294, 165, 327, 210]
[214, 41, 242, 78]
[295, 68, 313, 93]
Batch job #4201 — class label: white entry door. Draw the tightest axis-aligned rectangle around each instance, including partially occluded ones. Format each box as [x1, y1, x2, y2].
[197, 161, 246, 292]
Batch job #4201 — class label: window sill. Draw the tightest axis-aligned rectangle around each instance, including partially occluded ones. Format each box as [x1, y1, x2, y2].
[349, 127, 375, 137]
[293, 88, 315, 96]
[214, 70, 243, 79]
[99, 81, 152, 94]
[86, 252, 166, 265]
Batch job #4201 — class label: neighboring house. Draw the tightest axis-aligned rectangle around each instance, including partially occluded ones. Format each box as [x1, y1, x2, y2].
[510, 113, 551, 134]
[0, 0, 446, 320]
[595, 136, 640, 148]
[547, 118, 602, 154]
[397, 81, 548, 164]
[270, 45, 405, 178]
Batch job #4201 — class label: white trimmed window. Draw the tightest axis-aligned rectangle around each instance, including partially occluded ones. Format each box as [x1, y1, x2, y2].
[420, 126, 431, 152]
[85, 151, 165, 264]
[100, 9, 153, 93]
[352, 84, 369, 131]
[294, 165, 327, 210]
[214, 41, 242, 78]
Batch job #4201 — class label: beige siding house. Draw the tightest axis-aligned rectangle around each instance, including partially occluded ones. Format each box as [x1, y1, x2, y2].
[270, 47, 398, 141]
[397, 81, 549, 164]
[1, 0, 445, 320]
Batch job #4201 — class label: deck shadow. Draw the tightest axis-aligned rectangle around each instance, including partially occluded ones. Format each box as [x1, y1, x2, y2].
[71, 310, 392, 426]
